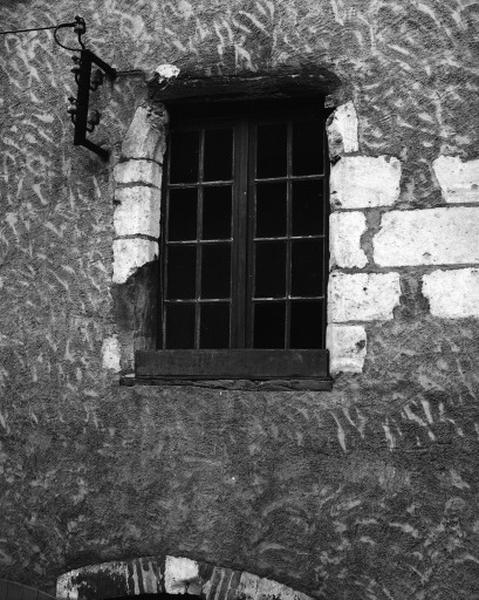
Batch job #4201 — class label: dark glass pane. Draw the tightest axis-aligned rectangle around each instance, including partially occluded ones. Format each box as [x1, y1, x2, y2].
[292, 121, 323, 175]
[169, 130, 199, 183]
[290, 300, 323, 348]
[167, 245, 196, 299]
[257, 123, 287, 178]
[292, 180, 324, 236]
[291, 240, 324, 297]
[168, 188, 197, 241]
[200, 303, 230, 348]
[204, 129, 233, 181]
[256, 182, 286, 238]
[201, 244, 231, 299]
[165, 303, 195, 348]
[255, 241, 286, 298]
[202, 186, 231, 240]
[254, 302, 285, 348]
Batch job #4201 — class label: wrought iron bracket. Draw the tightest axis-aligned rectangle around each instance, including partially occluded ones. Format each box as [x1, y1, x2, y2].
[68, 49, 117, 160]
[57, 16, 117, 160]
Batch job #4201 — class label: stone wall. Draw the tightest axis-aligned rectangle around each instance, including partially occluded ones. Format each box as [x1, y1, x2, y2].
[1, 1, 479, 599]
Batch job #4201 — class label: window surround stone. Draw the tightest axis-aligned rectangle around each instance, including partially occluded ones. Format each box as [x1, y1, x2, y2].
[110, 97, 404, 377]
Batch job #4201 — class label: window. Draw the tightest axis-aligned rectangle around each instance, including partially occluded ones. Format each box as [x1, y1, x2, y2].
[136, 100, 331, 387]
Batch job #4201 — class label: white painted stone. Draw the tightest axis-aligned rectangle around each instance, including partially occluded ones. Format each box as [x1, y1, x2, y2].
[373, 207, 479, 267]
[164, 556, 200, 594]
[114, 160, 162, 186]
[101, 335, 121, 372]
[114, 186, 161, 237]
[423, 268, 479, 318]
[121, 105, 168, 161]
[327, 101, 359, 154]
[155, 63, 181, 80]
[330, 211, 367, 268]
[328, 272, 401, 322]
[433, 155, 479, 204]
[112, 238, 158, 284]
[330, 155, 401, 209]
[326, 324, 367, 374]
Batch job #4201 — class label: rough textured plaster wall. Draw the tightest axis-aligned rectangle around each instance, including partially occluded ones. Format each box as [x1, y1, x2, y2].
[0, 1, 479, 599]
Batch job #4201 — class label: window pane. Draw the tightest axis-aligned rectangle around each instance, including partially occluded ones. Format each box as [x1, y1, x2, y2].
[291, 240, 324, 297]
[170, 130, 199, 183]
[168, 188, 197, 241]
[292, 121, 323, 175]
[290, 300, 323, 348]
[165, 303, 195, 348]
[202, 186, 231, 240]
[255, 241, 286, 298]
[254, 302, 285, 348]
[292, 180, 324, 236]
[200, 303, 230, 348]
[256, 123, 287, 178]
[167, 245, 196, 299]
[256, 182, 286, 238]
[201, 244, 231, 299]
[204, 129, 233, 181]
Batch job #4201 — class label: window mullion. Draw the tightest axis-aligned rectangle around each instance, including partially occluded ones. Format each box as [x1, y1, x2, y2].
[230, 120, 249, 348]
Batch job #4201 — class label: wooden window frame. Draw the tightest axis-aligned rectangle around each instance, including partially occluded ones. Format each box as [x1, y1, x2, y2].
[135, 99, 332, 388]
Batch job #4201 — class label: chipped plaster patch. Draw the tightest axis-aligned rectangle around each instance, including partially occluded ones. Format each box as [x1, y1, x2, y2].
[432, 155, 479, 204]
[101, 335, 121, 372]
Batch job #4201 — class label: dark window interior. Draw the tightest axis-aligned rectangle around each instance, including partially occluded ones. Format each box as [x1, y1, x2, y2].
[161, 101, 329, 353]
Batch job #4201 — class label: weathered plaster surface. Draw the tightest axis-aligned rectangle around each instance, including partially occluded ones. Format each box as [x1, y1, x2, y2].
[1, 1, 479, 599]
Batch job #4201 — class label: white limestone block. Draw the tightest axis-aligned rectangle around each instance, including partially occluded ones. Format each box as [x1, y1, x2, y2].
[327, 101, 359, 154]
[330, 211, 368, 268]
[432, 155, 479, 204]
[112, 238, 158, 284]
[114, 186, 161, 238]
[101, 335, 121, 372]
[423, 268, 479, 318]
[328, 272, 401, 322]
[121, 105, 167, 161]
[374, 207, 479, 267]
[330, 156, 401, 209]
[114, 160, 162, 186]
[326, 324, 367, 374]
[164, 556, 200, 594]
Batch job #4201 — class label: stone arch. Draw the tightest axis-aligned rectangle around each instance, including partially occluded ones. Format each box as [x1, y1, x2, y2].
[56, 555, 313, 600]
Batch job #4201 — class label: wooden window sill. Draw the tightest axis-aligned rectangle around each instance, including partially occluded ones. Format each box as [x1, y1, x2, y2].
[125, 349, 332, 391]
